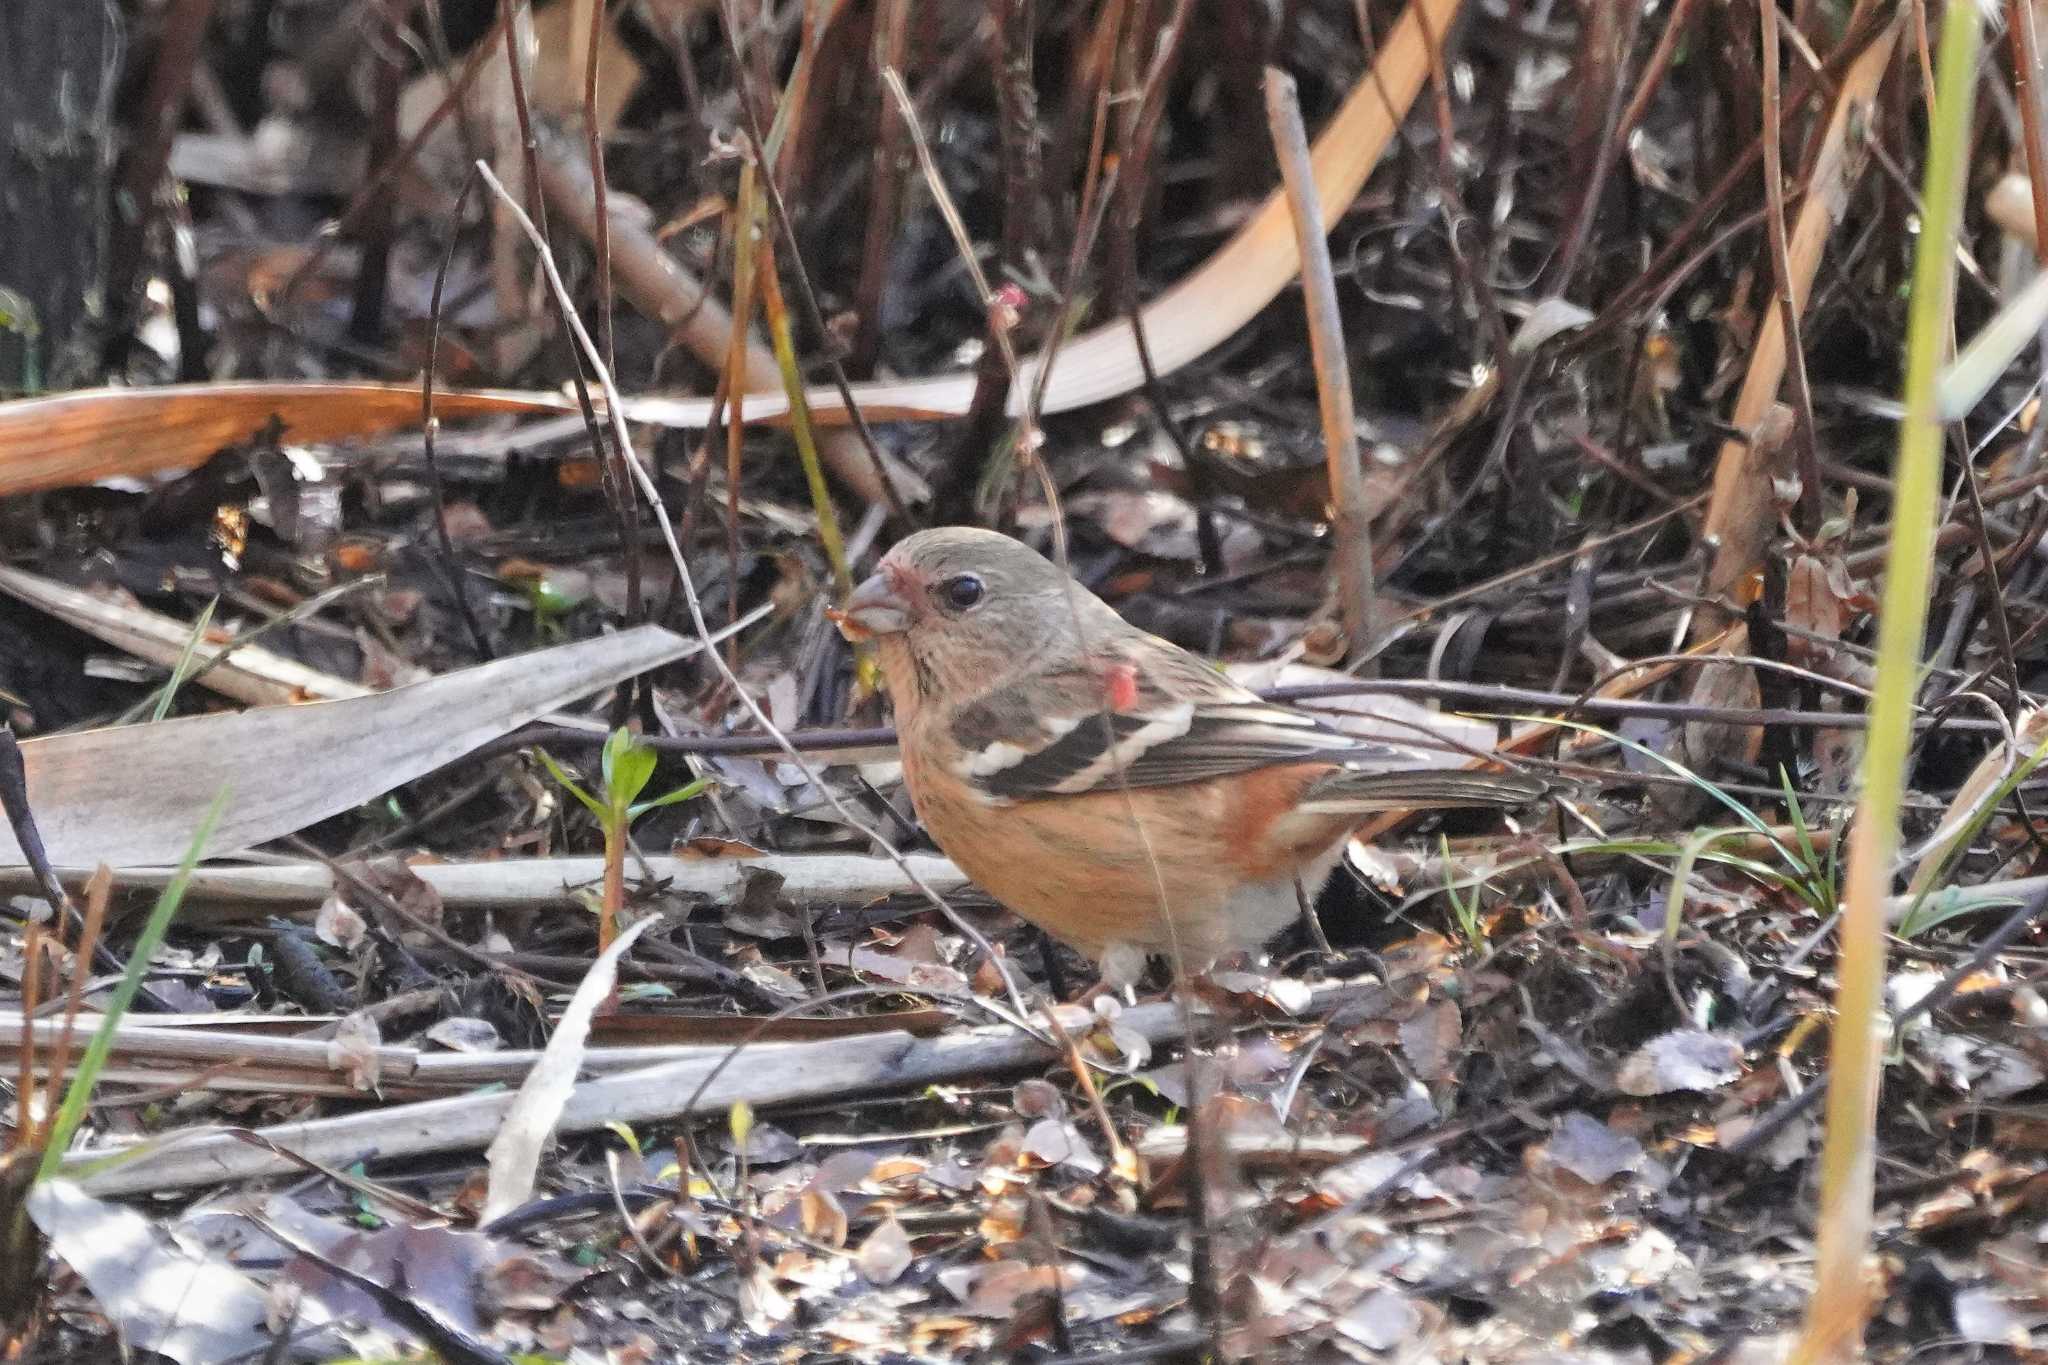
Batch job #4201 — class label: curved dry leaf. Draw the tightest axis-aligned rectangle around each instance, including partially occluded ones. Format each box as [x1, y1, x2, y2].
[1020, 1118, 1103, 1175]
[1341, 1290, 1426, 1352]
[423, 1017, 503, 1053]
[326, 1011, 385, 1093]
[1542, 1111, 1645, 1185]
[799, 1188, 849, 1249]
[0, 382, 573, 497]
[1398, 997, 1462, 1084]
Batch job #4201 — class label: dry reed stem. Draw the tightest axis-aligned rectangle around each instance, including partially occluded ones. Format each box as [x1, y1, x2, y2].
[1693, 13, 1902, 634]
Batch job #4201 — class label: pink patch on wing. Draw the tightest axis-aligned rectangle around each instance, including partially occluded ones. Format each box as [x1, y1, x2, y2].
[1102, 661, 1140, 712]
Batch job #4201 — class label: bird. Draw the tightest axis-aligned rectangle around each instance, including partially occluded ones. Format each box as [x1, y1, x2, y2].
[830, 526, 1545, 986]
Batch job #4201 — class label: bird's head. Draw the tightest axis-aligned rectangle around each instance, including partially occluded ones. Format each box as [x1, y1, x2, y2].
[831, 527, 1110, 698]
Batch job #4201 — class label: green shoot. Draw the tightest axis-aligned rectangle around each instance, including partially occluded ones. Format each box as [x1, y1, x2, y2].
[534, 728, 712, 949]
[1441, 834, 1486, 950]
[1537, 716, 1831, 913]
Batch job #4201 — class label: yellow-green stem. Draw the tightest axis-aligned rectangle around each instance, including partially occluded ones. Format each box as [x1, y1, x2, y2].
[757, 232, 853, 600]
[1794, 2, 1980, 1358]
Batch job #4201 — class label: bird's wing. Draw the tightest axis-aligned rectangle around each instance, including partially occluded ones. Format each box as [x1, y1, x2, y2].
[943, 639, 1402, 801]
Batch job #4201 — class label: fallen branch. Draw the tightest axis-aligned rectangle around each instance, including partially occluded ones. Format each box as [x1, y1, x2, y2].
[66, 984, 1365, 1196]
[0, 852, 969, 909]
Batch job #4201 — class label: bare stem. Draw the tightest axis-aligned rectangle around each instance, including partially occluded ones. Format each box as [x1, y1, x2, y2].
[1263, 67, 1379, 669]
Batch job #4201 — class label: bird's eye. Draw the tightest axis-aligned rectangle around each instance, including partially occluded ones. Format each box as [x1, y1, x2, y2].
[940, 574, 985, 611]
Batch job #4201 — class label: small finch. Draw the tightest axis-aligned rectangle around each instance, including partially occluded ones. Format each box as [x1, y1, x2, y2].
[832, 526, 1543, 984]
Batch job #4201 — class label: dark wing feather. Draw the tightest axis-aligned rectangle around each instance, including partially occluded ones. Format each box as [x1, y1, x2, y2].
[949, 643, 1410, 801]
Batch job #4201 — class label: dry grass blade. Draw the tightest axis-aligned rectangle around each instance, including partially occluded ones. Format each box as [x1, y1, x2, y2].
[0, 625, 701, 867]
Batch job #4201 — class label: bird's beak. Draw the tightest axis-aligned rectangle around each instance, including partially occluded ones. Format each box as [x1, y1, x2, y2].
[829, 571, 911, 640]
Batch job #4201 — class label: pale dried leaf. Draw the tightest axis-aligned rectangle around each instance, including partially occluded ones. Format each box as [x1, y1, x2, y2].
[326, 1011, 383, 1092]
[27, 1180, 336, 1364]
[1340, 1288, 1424, 1351]
[1398, 998, 1461, 1083]
[312, 895, 367, 950]
[1543, 1112, 1645, 1184]
[424, 1017, 503, 1053]
[799, 1189, 849, 1249]
[1614, 1029, 1744, 1096]
[856, 1216, 913, 1285]
[482, 916, 656, 1224]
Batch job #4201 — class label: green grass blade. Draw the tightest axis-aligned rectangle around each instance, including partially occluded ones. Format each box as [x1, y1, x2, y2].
[35, 787, 228, 1182]
[146, 596, 219, 723]
[1531, 715, 1796, 866]
[1797, 3, 1980, 1356]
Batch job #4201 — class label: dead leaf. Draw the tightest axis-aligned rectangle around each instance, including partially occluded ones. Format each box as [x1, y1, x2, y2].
[313, 895, 367, 950]
[26, 1181, 339, 1364]
[326, 1011, 383, 1092]
[1539, 1112, 1645, 1185]
[1019, 1118, 1103, 1174]
[799, 1189, 849, 1248]
[0, 381, 577, 496]
[856, 1216, 912, 1285]
[1398, 997, 1462, 1084]
[482, 916, 656, 1224]
[1615, 1029, 1745, 1096]
[1339, 1289, 1425, 1351]
[424, 1017, 503, 1053]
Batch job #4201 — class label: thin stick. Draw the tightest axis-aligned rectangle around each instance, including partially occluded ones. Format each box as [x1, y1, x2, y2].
[15, 922, 39, 1149]
[880, 68, 1018, 379]
[39, 868, 112, 1146]
[422, 170, 497, 660]
[2010, 0, 2048, 260]
[1264, 68, 1379, 668]
[581, 0, 639, 625]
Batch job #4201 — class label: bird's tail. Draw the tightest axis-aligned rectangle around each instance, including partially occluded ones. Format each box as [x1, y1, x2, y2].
[1295, 767, 1550, 814]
